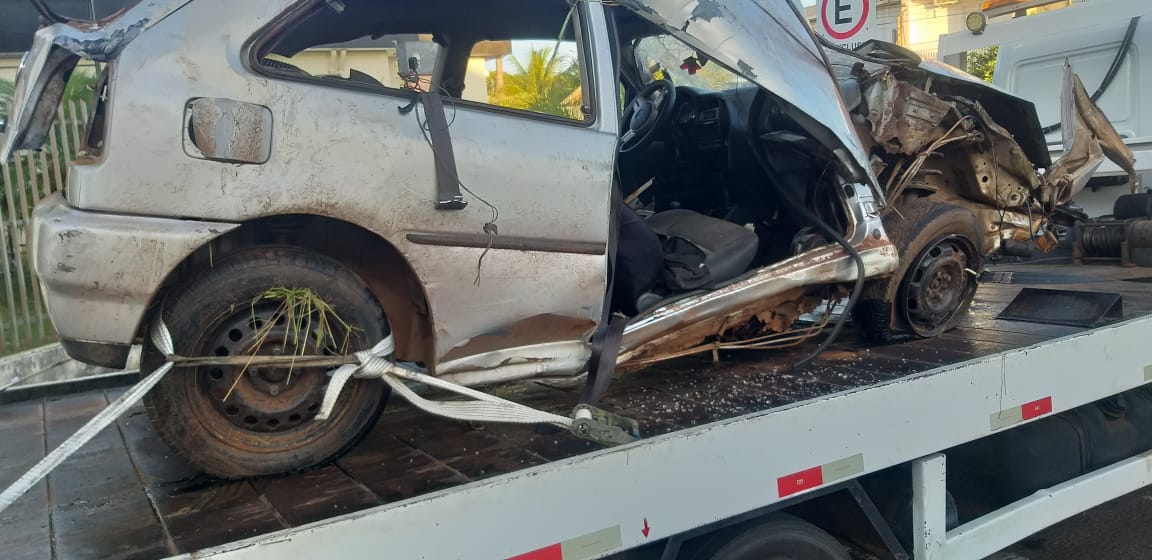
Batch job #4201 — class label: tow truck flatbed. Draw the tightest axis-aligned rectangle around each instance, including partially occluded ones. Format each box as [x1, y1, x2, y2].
[3, 263, 1152, 560]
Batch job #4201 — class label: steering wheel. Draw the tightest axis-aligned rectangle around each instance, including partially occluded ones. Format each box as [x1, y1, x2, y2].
[619, 79, 677, 154]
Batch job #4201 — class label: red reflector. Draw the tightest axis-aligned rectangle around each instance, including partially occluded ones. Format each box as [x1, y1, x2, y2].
[778, 466, 824, 498]
[508, 543, 563, 560]
[1021, 397, 1053, 420]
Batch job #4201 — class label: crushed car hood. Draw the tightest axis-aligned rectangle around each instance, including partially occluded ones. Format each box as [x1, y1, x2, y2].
[618, 0, 875, 184]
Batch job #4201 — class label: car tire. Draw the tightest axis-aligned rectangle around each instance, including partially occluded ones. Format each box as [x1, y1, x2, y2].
[687, 514, 851, 560]
[142, 246, 390, 479]
[854, 197, 984, 343]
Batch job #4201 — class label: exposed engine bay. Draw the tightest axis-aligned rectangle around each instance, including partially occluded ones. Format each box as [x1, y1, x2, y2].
[842, 42, 1139, 256]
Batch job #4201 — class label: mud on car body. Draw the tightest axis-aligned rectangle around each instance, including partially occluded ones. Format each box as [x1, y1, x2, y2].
[2, 0, 1134, 478]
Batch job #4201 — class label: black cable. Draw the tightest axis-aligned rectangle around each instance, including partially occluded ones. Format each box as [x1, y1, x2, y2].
[413, 96, 498, 227]
[791, 201, 866, 371]
[755, 153, 866, 371]
[411, 94, 502, 284]
[815, 33, 914, 67]
[1041, 16, 1139, 134]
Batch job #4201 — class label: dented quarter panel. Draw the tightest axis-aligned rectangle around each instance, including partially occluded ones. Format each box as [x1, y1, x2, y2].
[31, 193, 238, 345]
[54, 0, 195, 60]
[0, 0, 194, 159]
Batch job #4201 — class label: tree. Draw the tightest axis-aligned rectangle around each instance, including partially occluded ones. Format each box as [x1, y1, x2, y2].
[966, 46, 999, 83]
[488, 47, 581, 118]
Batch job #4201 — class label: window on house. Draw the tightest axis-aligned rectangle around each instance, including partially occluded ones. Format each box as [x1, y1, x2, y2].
[252, 0, 591, 123]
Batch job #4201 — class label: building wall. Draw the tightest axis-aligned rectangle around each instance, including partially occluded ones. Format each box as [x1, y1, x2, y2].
[875, 1, 904, 44]
[278, 49, 402, 88]
[806, 0, 1084, 61]
[909, 0, 1084, 60]
[904, 0, 985, 60]
[0, 58, 19, 84]
[464, 58, 490, 104]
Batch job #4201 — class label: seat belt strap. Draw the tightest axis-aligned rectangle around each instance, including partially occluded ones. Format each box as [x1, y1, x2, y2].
[420, 92, 467, 210]
[581, 178, 626, 405]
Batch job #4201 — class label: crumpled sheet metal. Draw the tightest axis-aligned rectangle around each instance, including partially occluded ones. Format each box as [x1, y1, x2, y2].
[865, 62, 1138, 255]
[864, 71, 954, 157]
[1042, 65, 1140, 207]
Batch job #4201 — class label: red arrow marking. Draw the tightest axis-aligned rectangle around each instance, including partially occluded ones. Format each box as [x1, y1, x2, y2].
[642, 518, 651, 538]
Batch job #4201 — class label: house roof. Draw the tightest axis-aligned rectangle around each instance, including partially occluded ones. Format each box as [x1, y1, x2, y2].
[0, 0, 135, 54]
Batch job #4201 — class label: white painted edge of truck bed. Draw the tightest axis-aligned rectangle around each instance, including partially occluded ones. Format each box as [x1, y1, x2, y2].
[176, 314, 1152, 560]
[0, 343, 140, 392]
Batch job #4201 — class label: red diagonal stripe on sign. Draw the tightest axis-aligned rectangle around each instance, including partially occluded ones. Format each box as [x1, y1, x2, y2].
[777, 465, 824, 498]
[507, 543, 563, 560]
[1021, 397, 1053, 420]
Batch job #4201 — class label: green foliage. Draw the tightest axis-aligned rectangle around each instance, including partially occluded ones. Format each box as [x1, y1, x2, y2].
[487, 47, 582, 118]
[0, 68, 96, 105]
[966, 46, 999, 83]
[1, 70, 98, 208]
[63, 69, 100, 103]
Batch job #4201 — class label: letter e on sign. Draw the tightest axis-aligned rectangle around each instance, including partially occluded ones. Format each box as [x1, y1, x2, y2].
[821, 0, 870, 42]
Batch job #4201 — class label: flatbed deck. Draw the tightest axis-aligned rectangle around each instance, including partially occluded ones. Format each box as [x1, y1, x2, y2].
[3, 263, 1151, 560]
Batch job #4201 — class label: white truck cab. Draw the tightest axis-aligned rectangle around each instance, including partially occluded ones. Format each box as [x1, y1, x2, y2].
[939, 0, 1151, 216]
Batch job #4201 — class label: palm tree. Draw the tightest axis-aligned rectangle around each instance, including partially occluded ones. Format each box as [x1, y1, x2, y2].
[489, 47, 581, 117]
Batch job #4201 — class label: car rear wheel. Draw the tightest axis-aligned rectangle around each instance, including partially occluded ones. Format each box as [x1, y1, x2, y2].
[142, 246, 390, 479]
[854, 197, 984, 343]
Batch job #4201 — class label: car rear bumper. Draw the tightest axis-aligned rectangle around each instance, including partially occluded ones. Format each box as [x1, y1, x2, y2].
[32, 193, 238, 367]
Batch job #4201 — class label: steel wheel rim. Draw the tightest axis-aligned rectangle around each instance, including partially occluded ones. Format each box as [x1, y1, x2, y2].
[198, 302, 335, 433]
[901, 234, 978, 336]
[183, 300, 363, 452]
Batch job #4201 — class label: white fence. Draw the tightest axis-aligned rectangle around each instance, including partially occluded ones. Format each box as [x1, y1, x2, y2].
[0, 100, 90, 355]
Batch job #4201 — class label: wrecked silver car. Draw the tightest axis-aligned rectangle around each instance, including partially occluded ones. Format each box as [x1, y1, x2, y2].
[3, 0, 1133, 478]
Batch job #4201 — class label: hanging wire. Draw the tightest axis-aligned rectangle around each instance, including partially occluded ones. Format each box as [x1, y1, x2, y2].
[405, 65, 502, 285]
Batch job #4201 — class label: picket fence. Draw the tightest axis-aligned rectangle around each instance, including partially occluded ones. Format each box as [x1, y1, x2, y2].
[0, 99, 91, 355]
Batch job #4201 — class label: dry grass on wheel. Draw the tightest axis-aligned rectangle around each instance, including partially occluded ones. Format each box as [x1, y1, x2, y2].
[222, 287, 358, 402]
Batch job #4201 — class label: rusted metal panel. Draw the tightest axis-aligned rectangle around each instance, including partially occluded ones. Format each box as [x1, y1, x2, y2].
[863, 62, 1135, 256]
[183, 98, 273, 164]
[863, 71, 953, 156]
[1043, 67, 1140, 205]
[619, 238, 898, 365]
